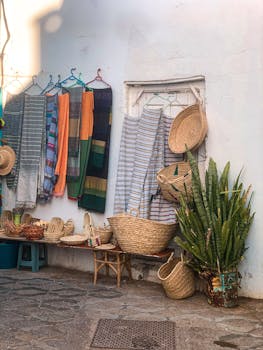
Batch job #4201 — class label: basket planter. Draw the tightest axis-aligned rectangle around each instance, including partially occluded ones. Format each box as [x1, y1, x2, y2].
[108, 209, 176, 255]
[157, 253, 195, 299]
[203, 271, 240, 308]
[157, 162, 192, 202]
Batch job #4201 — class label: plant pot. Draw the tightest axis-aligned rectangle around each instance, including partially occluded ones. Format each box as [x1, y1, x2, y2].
[205, 271, 240, 308]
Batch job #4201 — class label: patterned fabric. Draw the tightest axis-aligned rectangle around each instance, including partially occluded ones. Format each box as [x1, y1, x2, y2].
[38, 94, 58, 201]
[53, 93, 69, 197]
[67, 91, 94, 200]
[16, 95, 46, 208]
[78, 88, 112, 213]
[65, 87, 83, 179]
[2, 92, 24, 189]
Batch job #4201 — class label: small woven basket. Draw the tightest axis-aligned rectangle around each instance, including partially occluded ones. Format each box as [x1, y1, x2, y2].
[63, 219, 75, 236]
[157, 161, 192, 202]
[93, 225, 113, 244]
[3, 220, 26, 237]
[157, 253, 195, 299]
[44, 217, 65, 242]
[108, 208, 176, 255]
[23, 225, 44, 240]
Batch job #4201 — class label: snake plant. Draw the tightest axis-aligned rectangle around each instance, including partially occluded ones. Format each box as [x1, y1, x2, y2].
[175, 151, 255, 274]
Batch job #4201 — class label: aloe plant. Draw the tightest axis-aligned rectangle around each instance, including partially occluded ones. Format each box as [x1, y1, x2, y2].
[175, 151, 255, 274]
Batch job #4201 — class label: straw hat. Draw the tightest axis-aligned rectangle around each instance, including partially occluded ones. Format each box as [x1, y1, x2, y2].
[0, 146, 16, 176]
[168, 104, 208, 154]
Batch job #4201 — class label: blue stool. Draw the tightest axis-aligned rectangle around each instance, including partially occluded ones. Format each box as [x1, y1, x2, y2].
[17, 242, 47, 272]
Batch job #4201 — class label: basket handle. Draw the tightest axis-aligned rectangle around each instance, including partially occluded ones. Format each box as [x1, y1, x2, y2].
[128, 207, 140, 217]
[157, 173, 168, 184]
[167, 252, 174, 263]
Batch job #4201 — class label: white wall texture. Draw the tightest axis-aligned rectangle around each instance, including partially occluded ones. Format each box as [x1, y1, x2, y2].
[3, 0, 263, 298]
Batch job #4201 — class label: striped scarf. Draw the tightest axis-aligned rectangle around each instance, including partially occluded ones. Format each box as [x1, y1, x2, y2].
[66, 87, 83, 180]
[38, 94, 58, 201]
[3, 92, 24, 189]
[16, 94, 46, 208]
[78, 88, 112, 213]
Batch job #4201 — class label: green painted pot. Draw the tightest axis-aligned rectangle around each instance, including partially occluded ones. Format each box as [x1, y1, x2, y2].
[207, 271, 241, 308]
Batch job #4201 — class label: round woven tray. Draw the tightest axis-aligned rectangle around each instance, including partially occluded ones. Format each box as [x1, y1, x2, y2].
[60, 235, 87, 246]
[108, 209, 176, 255]
[168, 104, 208, 154]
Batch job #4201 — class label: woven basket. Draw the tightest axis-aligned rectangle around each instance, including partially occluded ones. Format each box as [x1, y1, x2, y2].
[3, 220, 26, 237]
[168, 104, 208, 154]
[63, 219, 75, 236]
[23, 225, 44, 240]
[157, 253, 195, 299]
[157, 161, 192, 202]
[107, 209, 176, 255]
[93, 225, 113, 244]
[44, 217, 65, 242]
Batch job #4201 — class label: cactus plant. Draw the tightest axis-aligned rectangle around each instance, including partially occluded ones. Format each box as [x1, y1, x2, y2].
[175, 151, 255, 274]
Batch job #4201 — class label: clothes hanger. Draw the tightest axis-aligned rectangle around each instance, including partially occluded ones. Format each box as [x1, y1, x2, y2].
[68, 72, 85, 88]
[60, 68, 86, 87]
[3, 72, 24, 93]
[86, 68, 111, 88]
[23, 75, 43, 94]
[45, 74, 68, 94]
[40, 74, 54, 95]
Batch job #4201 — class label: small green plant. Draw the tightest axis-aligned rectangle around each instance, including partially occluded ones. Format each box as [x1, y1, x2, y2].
[175, 151, 255, 274]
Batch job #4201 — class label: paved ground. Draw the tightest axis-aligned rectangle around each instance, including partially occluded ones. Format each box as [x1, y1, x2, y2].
[0, 267, 262, 350]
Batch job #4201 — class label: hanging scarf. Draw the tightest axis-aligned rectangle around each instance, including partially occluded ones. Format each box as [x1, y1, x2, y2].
[16, 94, 46, 208]
[38, 94, 58, 201]
[53, 93, 69, 197]
[2, 92, 24, 189]
[67, 91, 94, 200]
[78, 88, 112, 213]
[65, 86, 83, 180]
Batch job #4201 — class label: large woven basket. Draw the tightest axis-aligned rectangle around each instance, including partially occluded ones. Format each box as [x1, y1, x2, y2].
[157, 161, 192, 202]
[107, 209, 176, 255]
[157, 253, 195, 299]
[168, 104, 208, 154]
[44, 217, 65, 242]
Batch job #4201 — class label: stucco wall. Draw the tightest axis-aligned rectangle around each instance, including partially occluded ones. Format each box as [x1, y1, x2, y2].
[3, 0, 263, 297]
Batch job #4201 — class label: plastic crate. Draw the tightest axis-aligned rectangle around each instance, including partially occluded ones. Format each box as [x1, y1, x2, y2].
[0, 242, 19, 269]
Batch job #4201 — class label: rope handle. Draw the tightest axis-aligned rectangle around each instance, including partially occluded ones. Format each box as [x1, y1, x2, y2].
[129, 207, 140, 217]
[167, 252, 174, 263]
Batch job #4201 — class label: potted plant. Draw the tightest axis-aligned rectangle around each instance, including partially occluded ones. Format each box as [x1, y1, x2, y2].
[174, 151, 255, 307]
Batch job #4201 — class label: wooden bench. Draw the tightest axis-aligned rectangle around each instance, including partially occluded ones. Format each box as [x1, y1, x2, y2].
[0, 233, 173, 287]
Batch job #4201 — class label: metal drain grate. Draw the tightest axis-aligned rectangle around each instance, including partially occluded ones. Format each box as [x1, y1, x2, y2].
[90, 319, 176, 350]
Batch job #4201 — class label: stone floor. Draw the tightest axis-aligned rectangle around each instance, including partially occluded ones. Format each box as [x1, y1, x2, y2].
[0, 267, 262, 350]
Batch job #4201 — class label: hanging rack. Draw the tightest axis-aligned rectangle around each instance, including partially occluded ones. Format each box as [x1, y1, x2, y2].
[40, 74, 54, 95]
[86, 68, 111, 88]
[60, 68, 86, 87]
[144, 92, 188, 109]
[23, 75, 43, 93]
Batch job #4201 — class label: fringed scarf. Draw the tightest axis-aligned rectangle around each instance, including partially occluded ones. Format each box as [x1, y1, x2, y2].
[16, 94, 46, 208]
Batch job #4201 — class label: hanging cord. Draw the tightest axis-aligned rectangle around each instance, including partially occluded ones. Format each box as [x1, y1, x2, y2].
[0, 0, 11, 88]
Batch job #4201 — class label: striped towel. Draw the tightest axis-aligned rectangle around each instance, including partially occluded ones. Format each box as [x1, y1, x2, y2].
[127, 108, 163, 218]
[113, 115, 139, 214]
[3, 92, 24, 189]
[66, 87, 83, 179]
[149, 114, 183, 223]
[16, 95, 46, 208]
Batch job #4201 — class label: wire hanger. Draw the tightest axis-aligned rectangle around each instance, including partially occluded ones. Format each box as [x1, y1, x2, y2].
[86, 68, 111, 88]
[3, 71, 24, 92]
[40, 74, 54, 95]
[23, 75, 43, 94]
[60, 68, 86, 87]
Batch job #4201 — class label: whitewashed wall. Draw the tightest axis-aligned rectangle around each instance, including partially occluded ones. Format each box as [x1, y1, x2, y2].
[3, 0, 263, 298]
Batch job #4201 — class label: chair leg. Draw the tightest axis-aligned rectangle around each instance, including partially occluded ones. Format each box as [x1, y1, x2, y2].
[32, 243, 39, 272]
